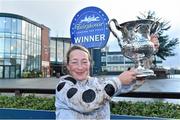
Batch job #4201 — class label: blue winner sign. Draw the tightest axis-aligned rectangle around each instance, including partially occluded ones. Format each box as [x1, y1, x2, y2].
[70, 6, 110, 48]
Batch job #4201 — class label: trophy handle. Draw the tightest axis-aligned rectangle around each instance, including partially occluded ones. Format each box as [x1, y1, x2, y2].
[108, 19, 123, 48]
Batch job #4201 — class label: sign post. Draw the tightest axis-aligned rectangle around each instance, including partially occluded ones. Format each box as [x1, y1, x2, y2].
[70, 6, 110, 49]
[70, 6, 110, 75]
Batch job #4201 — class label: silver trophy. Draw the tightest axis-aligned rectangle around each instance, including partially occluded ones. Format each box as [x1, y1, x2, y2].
[109, 19, 160, 77]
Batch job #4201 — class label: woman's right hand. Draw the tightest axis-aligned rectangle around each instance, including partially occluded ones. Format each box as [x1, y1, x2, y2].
[118, 69, 137, 85]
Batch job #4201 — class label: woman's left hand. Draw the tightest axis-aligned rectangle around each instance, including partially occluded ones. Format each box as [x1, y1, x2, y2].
[150, 34, 159, 52]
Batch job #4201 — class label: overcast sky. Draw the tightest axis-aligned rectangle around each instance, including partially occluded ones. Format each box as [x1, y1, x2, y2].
[0, 0, 180, 69]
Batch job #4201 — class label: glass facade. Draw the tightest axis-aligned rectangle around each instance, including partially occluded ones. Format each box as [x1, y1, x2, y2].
[101, 54, 133, 72]
[0, 14, 42, 78]
[50, 40, 56, 62]
[50, 37, 71, 76]
[50, 37, 71, 63]
[98, 51, 162, 74]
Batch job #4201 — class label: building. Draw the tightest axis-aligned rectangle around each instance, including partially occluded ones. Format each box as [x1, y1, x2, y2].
[0, 13, 50, 78]
[50, 37, 71, 77]
[92, 48, 163, 75]
[92, 49, 134, 75]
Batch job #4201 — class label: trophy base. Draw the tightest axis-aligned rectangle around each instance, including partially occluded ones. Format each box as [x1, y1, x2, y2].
[136, 67, 156, 78]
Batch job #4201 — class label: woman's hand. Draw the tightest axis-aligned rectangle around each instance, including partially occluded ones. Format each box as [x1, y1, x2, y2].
[150, 34, 159, 52]
[118, 69, 137, 85]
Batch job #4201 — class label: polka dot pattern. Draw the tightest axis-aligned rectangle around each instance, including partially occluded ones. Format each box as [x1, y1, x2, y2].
[64, 77, 77, 84]
[104, 84, 115, 97]
[67, 88, 78, 98]
[57, 82, 65, 92]
[82, 89, 96, 103]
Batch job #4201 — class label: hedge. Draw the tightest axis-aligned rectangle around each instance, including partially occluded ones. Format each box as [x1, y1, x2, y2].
[0, 95, 179, 119]
[110, 101, 180, 119]
[0, 95, 55, 110]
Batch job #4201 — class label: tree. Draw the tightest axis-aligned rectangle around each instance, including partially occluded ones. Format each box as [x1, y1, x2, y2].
[137, 11, 179, 61]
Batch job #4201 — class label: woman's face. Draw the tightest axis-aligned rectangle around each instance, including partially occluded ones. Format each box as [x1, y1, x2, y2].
[67, 49, 90, 81]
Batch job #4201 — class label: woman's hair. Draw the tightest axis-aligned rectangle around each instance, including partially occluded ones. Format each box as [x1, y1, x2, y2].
[66, 45, 91, 64]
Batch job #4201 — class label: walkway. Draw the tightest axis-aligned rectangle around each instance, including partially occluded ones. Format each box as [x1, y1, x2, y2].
[0, 77, 59, 89]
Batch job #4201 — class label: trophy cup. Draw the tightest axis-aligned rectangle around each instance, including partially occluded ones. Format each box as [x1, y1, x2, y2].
[108, 19, 160, 77]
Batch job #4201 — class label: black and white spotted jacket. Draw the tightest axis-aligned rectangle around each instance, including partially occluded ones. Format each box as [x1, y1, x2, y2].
[55, 75, 135, 120]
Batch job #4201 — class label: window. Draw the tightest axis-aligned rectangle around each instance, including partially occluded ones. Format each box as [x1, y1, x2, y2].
[4, 17, 11, 33]
[17, 19, 22, 34]
[50, 40, 56, 61]
[10, 38, 17, 54]
[12, 18, 17, 34]
[57, 41, 63, 62]
[0, 38, 4, 53]
[4, 38, 11, 53]
[101, 56, 106, 62]
[0, 17, 5, 32]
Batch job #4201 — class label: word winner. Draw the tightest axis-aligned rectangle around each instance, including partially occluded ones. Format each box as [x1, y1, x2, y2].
[74, 34, 105, 43]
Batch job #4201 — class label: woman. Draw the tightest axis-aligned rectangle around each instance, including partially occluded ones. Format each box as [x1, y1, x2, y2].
[55, 45, 140, 120]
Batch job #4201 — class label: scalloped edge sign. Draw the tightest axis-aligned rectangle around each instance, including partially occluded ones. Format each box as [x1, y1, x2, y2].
[70, 6, 110, 48]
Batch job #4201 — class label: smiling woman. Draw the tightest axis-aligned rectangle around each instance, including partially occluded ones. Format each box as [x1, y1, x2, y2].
[55, 45, 144, 120]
